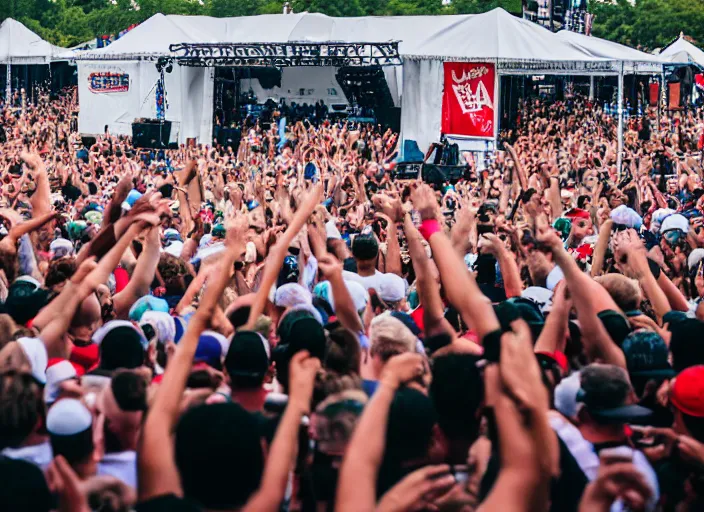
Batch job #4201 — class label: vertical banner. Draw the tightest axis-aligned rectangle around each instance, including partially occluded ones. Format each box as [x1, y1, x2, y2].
[441, 62, 496, 139]
[648, 82, 659, 107]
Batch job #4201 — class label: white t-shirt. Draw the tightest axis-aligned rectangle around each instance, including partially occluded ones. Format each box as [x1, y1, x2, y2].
[98, 450, 138, 489]
[343, 270, 386, 292]
[2, 441, 53, 470]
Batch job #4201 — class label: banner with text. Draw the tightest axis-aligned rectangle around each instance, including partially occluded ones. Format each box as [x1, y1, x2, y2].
[441, 62, 496, 139]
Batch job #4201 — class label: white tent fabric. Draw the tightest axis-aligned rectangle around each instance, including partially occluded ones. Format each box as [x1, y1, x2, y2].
[70, 8, 667, 149]
[0, 18, 65, 64]
[660, 35, 704, 69]
[556, 30, 668, 73]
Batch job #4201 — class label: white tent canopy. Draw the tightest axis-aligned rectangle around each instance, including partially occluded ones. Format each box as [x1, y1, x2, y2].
[660, 35, 704, 69]
[0, 18, 65, 64]
[70, 9, 610, 71]
[556, 29, 669, 73]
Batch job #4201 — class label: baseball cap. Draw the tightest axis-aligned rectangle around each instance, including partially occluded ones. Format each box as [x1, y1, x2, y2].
[670, 365, 704, 418]
[596, 310, 631, 346]
[610, 205, 643, 229]
[195, 331, 230, 369]
[352, 231, 379, 261]
[44, 358, 84, 404]
[564, 208, 591, 220]
[688, 248, 704, 272]
[2, 280, 50, 326]
[50, 237, 75, 259]
[128, 295, 170, 322]
[577, 364, 652, 423]
[47, 398, 94, 465]
[16, 337, 48, 384]
[278, 307, 326, 361]
[661, 213, 689, 234]
[378, 273, 406, 304]
[669, 318, 704, 373]
[224, 330, 271, 379]
[98, 325, 146, 371]
[274, 283, 312, 308]
[621, 330, 675, 379]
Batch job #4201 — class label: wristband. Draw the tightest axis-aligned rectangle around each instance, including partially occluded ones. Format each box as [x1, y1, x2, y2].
[418, 218, 441, 242]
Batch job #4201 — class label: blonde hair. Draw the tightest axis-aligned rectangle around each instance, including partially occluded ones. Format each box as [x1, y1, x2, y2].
[595, 273, 642, 312]
[369, 312, 417, 361]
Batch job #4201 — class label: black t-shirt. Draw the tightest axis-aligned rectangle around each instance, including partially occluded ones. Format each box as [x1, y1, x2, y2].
[136, 494, 201, 512]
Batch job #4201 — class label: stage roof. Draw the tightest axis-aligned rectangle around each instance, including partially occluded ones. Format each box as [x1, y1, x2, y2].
[65, 9, 665, 74]
[0, 18, 66, 64]
[556, 29, 670, 73]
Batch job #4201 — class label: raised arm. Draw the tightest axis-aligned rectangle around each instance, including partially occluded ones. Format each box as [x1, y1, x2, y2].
[613, 230, 671, 324]
[411, 184, 500, 340]
[336, 353, 425, 512]
[590, 219, 613, 277]
[404, 215, 455, 338]
[535, 218, 627, 368]
[40, 222, 148, 359]
[113, 227, 161, 318]
[481, 233, 523, 298]
[242, 352, 320, 512]
[138, 216, 247, 501]
[317, 253, 364, 334]
[244, 184, 322, 330]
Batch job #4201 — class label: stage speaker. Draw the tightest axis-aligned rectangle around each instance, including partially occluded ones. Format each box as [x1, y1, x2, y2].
[421, 164, 466, 187]
[216, 127, 241, 152]
[132, 119, 172, 149]
[392, 162, 422, 180]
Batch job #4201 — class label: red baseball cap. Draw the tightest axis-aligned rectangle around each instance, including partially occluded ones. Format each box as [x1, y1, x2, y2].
[564, 208, 591, 221]
[671, 365, 704, 418]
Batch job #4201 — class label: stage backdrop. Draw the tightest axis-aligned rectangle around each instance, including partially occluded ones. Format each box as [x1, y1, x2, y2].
[441, 62, 496, 139]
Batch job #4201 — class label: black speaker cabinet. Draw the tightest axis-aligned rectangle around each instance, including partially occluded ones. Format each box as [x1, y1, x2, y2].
[132, 119, 172, 149]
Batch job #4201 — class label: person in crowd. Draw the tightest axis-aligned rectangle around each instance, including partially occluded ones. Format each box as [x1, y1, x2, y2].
[4, 85, 704, 512]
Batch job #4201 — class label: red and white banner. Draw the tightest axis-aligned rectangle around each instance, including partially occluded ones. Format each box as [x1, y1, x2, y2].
[441, 62, 496, 139]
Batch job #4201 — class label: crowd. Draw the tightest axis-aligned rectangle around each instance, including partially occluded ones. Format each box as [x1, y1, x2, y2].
[3, 85, 704, 512]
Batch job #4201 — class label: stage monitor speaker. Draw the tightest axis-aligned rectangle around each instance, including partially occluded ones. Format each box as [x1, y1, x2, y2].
[132, 120, 172, 149]
[421, 164, 466, 187]
[392, 162, 422, 181]
[216, 127, 241, 152]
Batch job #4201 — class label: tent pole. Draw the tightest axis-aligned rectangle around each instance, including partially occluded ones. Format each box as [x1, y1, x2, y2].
[5, 64, 10, 104]
[617, 62, 624, 181]
[656, 75, 661, 133]
[589, 75, 595, 100]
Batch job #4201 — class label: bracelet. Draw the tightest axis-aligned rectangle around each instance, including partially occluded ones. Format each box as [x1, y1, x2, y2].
[418, 218, 441, 242]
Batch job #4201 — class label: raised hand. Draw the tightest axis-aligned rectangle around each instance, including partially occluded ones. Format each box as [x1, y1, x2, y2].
[410, 183, 439, 221]
[287, 350, 321, 414]
[377, 465, 456, 512]
[380, 353, 426, 390]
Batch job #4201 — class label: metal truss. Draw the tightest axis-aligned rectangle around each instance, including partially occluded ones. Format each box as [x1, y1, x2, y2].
[168, 42, 401, 67]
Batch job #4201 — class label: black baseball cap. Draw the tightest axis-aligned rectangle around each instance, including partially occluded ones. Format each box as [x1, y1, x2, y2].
[597, 309, 631, 346]
[224, 331, 271, 379]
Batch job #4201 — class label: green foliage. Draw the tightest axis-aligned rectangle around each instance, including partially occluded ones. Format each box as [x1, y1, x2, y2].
[1, 0, 703, 51]
[590, 0, 704, 51]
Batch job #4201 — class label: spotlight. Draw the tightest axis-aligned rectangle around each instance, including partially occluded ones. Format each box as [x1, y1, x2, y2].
[165, 63, 173, 74]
